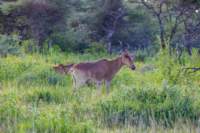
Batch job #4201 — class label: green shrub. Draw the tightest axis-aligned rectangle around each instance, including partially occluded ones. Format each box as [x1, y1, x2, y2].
[21, 39, 38, 53]
[154, 50, 200, 85]
[0, 34, 21, 57]
[50, 30, 89, 53]
[84, 42, 106, 55]
[96, 86, 197, 127]
[134, 50, 149, 62]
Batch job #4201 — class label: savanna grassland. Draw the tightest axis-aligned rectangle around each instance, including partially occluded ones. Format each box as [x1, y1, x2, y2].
[1, 0, 200, 133]
[0, 50, 200, 133]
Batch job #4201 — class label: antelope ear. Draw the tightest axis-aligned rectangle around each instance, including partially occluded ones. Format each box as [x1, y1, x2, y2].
[121, 49, 128, 55]
[124, 49, 128, 53]
[124, 49, 128, 54]
[120, 49, 129, 56]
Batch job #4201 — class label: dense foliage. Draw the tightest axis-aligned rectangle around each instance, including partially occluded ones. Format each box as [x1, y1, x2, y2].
[0, 0, 199, 55]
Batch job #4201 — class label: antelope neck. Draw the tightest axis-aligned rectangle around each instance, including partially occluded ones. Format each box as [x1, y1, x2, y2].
[110, 56, 124, 72]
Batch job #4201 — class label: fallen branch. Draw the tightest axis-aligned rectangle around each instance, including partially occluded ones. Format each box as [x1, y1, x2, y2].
[183, 67, 200, 73]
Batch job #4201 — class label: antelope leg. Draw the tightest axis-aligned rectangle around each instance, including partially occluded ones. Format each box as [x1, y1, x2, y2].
[105, 80, 111, 94]
[96, 81, 102, 89]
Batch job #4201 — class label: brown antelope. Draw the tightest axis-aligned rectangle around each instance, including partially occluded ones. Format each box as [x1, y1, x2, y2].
[53, 64, 74, 74]
[69, 50, 136, 93]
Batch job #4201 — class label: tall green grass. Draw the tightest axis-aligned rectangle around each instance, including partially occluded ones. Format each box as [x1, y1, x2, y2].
[0, 50, 199, 132]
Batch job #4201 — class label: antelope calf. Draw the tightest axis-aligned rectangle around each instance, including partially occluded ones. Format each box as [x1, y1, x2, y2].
[69, 50, 136, 93]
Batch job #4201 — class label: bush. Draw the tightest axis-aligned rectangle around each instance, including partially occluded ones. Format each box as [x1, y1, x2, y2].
[21, 39, 38, 53]
[153, 50, 200, 85]
[96, 86, 198, 127]
[0, 34, 21, 57]
[84, 42, 106, 55]
[134, 50, 149, 62]
[50, 29, 89, 53]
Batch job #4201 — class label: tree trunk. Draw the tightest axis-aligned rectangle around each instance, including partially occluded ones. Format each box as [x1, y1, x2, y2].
[36, 38, 43, 53]
[186, 44, 192, 56]
[184, 34, 192, 56]
[107, 42, 112, 55]
[158, 15, 166, 49]
[48, 40, 52, 50]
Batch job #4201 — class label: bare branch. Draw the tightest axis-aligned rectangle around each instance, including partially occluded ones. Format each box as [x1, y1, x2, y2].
[140, 0, 159, 16]
[183, 67, 200, 73]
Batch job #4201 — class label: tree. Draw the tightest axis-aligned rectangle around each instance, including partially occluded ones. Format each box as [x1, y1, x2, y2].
[0, 0, 67, 50]
[181, 0, 200, 55]
[22, 0, 66, 50]
[129, 0, 200, 55]
[91, 0, 126, 54]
